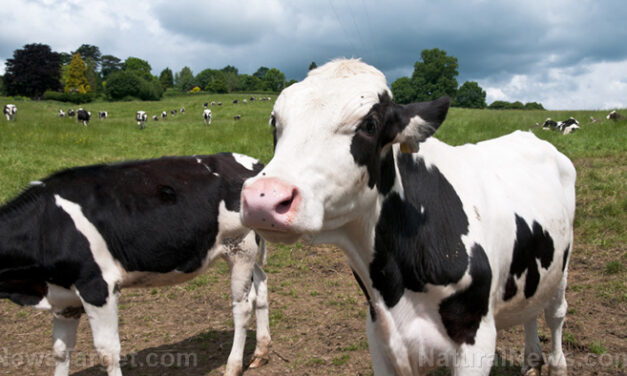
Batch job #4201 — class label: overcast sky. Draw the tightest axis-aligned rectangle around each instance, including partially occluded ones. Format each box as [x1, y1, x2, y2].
[1, 0, 626, 110]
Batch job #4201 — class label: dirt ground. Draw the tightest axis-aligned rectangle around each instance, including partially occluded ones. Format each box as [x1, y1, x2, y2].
[0, 241, 624, 376]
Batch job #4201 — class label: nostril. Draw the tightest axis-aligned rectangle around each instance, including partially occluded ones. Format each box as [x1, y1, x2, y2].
[275, 188, 297, 215]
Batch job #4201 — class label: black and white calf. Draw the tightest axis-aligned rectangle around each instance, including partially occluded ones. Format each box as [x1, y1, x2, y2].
[1, 153, 271, 376]
[241, 59, 575, 376]
[606, 110, 623, 121]
[58, 109, 66, 117]
[204, 109, 213, 125]
[161, 110, 167, 119]
[77, 108, 91, 126]
[136, 111, 148, 129]
[4, 104, 17, 120]
[68, 109, 75, 117]
[542, 117, 579, 135]
[99, 111, 108, 120]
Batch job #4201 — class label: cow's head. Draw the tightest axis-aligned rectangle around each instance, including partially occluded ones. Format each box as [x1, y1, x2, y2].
[241, 59, 449, 244]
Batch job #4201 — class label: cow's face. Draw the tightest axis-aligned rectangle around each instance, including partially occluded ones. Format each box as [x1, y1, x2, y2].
[241, 59, 449, 244]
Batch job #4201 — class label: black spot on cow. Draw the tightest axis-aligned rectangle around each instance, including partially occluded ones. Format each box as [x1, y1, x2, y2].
[439, 244, 492, 345]
[562, 244, 570, 272]
[503, 214, 555, 301]
[370, 157, 469, 308]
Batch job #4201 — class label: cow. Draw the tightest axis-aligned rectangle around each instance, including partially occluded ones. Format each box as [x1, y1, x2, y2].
[541, 117, 558, 130]
[77, 108, 91, 126]
[58, 109, 66, 117]
[204, 109, 213, 125]
[161, 110, 167, 120]
[180, 107, 185, 114]
[171, 109, 177, 116]
[152, 115, 159, 121]
[212, 101, 217, 106]
[233, 100, 239, 104]
[557, 117, 579, 135]
[68, 109, 75, 117]
[4, 104, 17, 121]
[234, 115, 241, 121]
[0, 153, 271, 376]
[240, 59, 575, 376]
[243, 99, 248, 104]
[204, 102, 209, 108]
[218, 101, 223, 106]
[606, 110, 623, 121]
[99, 111, 108, 120]
[136, 111, 148, 129]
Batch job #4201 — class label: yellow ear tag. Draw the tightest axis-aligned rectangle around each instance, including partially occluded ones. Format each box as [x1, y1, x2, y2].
[400, 142, 416, 154]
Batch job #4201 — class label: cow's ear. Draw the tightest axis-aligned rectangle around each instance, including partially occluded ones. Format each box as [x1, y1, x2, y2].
[386, 96, 450, 153]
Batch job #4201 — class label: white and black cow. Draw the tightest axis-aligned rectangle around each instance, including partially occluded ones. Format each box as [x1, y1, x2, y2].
[4, 104, 17, 121]
[136, 111, 148, 129]
[204, 109, 213, 125]
[99, 111, 108, 120]
[606, 110, 623, 121]
[161, 110, 167, 119]
[557, 117, 579, 134]
[67, 109, 75, 117]
[77, 108, 91, 126]
[58, 109, 66, 117]
[0, 153, 271, 376]
[241, 59, 575, 376]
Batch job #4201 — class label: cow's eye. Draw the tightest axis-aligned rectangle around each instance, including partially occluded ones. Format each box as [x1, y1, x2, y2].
[361, 118, 377, 135]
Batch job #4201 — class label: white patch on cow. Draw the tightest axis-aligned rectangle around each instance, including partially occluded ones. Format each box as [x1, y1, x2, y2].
[196, 157, 202, 163]
[29, 180, 44, 186]
[232, 153, 259, 171]
[54, 195, 123, 286]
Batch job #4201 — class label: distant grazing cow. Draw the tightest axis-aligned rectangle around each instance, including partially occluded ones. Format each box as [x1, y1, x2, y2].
[203, 109, 213, 125]
[67, 109, 75, 117]
[152, 115, 159, 121]
[243, 99, 248, 104]
[234, 115, 241, 120]
[212, 101, 217, 106]
[606, 110, 623, 121]
[542, 117, 558, 130]
[58, 109, 66, 117]
[233, 100, 239, 104]
[204, 102, 209, 108]
[241, 59, 575, 376]
[589, 116, 599, 123]
[4, 104, 17, 121]
[250, 97, 255, 102]
[558, 117, 580, 134]
[171, 109, 177, 116]
[0, 153, 271, 376]
[161, 111, 167, 119]
[218, 102, 223, 106]
[136, 111, 148, 129]
[180, 107, 185, 114]
[98, 111, 108, 120]
[77, 108, 91, 126]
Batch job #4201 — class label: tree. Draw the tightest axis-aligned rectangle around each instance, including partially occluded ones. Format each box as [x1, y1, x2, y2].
[253, 66, 269, 80]
[159, 68, 174, 89]
[65, 53, 89, 94]
[453, 81, 486, 109]
[263, 68, 286, 92]
[59, 52, 72, 66]
[309, 61, 318, 71]
[175, 66, 195, 91]
[74, 44, 101, 69]
[105, 71, 162, 101]
[524, 102, 545, 110]
[391, 77, 415, 104]
[3, 43, 61, 98]
[101, 55, 122, 79]
[412, 48, 459, 101]
[237, 74, 263, 91]
[221, 65, 238, 75]
[123, 57, 152, 80]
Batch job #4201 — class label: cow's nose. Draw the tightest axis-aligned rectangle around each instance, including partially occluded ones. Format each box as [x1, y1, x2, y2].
[241, 178, 300, 231]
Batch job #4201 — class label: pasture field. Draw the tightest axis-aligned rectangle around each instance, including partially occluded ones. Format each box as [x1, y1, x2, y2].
[0, 94, 625, 375]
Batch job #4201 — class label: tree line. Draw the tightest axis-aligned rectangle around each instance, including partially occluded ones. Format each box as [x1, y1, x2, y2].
[391, 48, 544, 110]
[0, 43, 294, 102]
[1, 43, 544, 109]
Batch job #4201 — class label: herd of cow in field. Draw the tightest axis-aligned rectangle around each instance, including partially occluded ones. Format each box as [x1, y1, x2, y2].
[0, 59, 624, 376]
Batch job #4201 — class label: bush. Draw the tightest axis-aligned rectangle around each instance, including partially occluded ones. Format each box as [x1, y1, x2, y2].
[189, 86, 201, 93]
[43, 90, 92, 104]
[105, 71, 163, 101]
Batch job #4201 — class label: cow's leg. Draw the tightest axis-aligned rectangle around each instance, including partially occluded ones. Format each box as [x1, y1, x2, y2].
[52, 314, 80, 376]
[248, 263, 271, 368]
[224, 253, 255, 376]
[366, 310, 397, 376]
[544, 280, 568, 376]
[80, 289, 122, 376]
[522, 318, 544, 376]
[452, 317, 497, 376]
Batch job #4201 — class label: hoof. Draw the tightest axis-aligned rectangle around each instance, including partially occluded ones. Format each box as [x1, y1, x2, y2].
[249, 356, 269, 369]
[224, 364, 243, 376]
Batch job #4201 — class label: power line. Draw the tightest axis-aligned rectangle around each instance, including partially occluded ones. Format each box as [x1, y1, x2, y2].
[328, 0, 358, 56]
